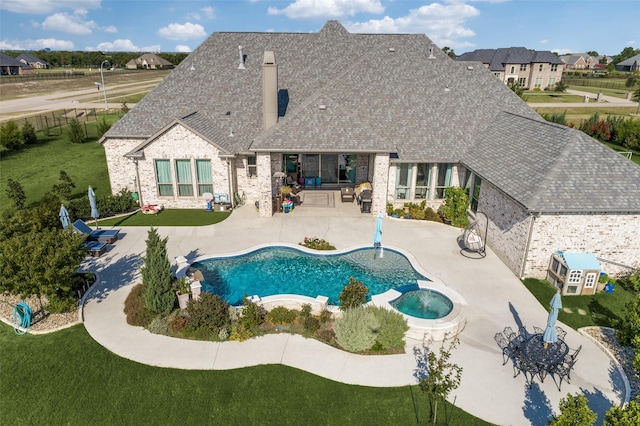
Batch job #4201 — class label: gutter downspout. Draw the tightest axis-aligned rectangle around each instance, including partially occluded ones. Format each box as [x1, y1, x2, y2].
[134, 159, 143, 207]
[227, 159, 234, 208]
[520, 211, 539, 278]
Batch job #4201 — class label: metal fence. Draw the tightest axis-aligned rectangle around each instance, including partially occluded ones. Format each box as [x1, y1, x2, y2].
[10, 108, 103, 138]
[0, 72, 87, 84]
[563, 78, 628, 90]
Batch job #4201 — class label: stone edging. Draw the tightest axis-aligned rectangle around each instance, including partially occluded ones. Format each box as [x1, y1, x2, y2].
[579, 326, 630, 406]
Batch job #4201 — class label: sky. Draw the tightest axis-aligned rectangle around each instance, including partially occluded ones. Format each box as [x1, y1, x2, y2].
[0, 0, 637, 56]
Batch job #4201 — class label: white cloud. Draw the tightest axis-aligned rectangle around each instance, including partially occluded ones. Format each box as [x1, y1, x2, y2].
[539, 39, 548, 44]
[157, 22, 206, 41]
[345, 3, 479, 49]
[552, 48, 572, 55]
[625, 40, 636, 45]
[187, 6, 215, 21]
[268, 0, 384, 18]
[85, 39, 159, 52]
[1, 0, 101, 14]
[103, 25, 117, 33]
[175, 44, 192, 53]
[41, 12, 95, 34]
[0, 37, 74, 50]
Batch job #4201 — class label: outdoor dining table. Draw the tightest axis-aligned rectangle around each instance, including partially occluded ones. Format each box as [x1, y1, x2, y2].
[513, 333, 569, 385]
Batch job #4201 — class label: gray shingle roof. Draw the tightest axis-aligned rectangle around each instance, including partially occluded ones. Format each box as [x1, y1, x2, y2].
[15, 53, 48, 66]
[461, 112, 640, 212]
[617, 53, 640, 66]
[105, 21, 640, 213]
[456, 47, 564, 72]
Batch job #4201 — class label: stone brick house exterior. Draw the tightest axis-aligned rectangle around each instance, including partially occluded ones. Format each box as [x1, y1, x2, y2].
[456, 47, 565, 90]
[101, 21, 640, 280]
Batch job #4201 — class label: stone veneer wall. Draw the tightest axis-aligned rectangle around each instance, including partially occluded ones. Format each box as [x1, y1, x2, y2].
[257, 153, 272, 217]
[371, 153, 390, 214]
[102, 137, 142, 200]
[526, 213, 640, 278]
[475, 181, 531, 277]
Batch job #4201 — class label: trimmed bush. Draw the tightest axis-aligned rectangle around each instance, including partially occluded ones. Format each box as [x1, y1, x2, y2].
[333, 307, 379, 352]
[339, 277, 369, 311]
[186, 292, 231, 333]
[147, 315, 170, 335]
[240, 296, 267, 330]
[368, 306, 409, 350]
[124, 284, 156, 327]
[267, 306, 298, 325]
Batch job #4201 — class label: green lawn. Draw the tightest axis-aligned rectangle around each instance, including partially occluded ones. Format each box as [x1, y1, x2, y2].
[566, 83, 632, 99]
[525, 92, 591, 103]
[0, 323, 489, 425]
[98, 209, 232, 227]
[522, 278, 637, 330]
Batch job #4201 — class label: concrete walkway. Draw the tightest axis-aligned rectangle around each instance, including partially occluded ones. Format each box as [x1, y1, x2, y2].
[529, 88, 639, 108]
[81, 197, 625, 425]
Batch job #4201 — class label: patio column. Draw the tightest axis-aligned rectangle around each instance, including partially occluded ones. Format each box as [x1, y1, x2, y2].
[371, 153, 390, 214]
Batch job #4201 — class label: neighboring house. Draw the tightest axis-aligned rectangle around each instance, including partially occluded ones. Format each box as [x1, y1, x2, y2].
[15, 53, 49, 69]
[563, 54, 613, 70]
[126, 53, 174, 70]
[455, 47, 564, 90]
[616, 54, 640, 72]
[0, 52, 34, 75]
[101, 21, 640, 280]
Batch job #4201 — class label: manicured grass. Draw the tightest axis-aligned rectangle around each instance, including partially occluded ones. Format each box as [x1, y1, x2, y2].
[0, 124, 112, 211]
[0, 323, 489, 425]
[525, 92, 590, 103]
[522, 278, 637, 330]
[566, 84, 632, 99]
[98, 209, 232, 227]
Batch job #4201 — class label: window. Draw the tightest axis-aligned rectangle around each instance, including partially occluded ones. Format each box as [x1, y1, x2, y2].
[155, 160, 173, 196]
[584, 273, 596, 288]
[518, 77, 527, 87]
[494, 72, 501, 78]
[534, 77, 542, 88]
[538, 64, 543, 72]
[568, 270, 582, 284]
[247, 155, 257, 177]
[414, 163, 431, 199]
[175, 160, 193, 196]
[551, 64, 558, 72]
[196, 160, 213, 195]
[510, 66, 515, 74]
[520, 64, 527, 71]
[395, 164, 412, 199]
[434, 163, 452, 198]
[548, 77, 556, 88]
[470, 175, 481, 212]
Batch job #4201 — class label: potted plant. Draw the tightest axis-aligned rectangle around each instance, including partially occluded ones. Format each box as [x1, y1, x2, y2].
[279, 185, 292, 197]
[175, 276, 191, 309]
[597, 273, 609, 292]
[440, 187, 470, 227]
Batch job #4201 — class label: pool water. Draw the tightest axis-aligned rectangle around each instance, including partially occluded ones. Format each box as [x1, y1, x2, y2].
[390, 289, 453, 319]
[191, 246, 427, 305]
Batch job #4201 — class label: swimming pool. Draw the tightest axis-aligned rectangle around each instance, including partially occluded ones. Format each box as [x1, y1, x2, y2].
[390, 287, 454, 319]
[191, 246, 428, 306]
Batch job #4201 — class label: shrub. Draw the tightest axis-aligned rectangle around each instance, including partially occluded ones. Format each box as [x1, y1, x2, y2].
[218, 327, 230, 340]
[240, 296, 267, 330]
[424, 207, 442, 222]
[229, 323, 253, 341]
[318, 308, 333, 324]
[368, 305, 409, 350]
[617, 268, 640, 292]
[168, 312, 188, 333]
[67, 118, 86, 143]
[268, 306, 298, 325]
[339, 277, 369, 311]
[147, 315, 170, 335]
[96, 117, 111, 139]
[333, 307, 379, 352]
[5, 179, 26, 210]
[441, 186, 469, 228]
[186, 292, 231, 332]
[21, 121, 38, 145]
[303, 315, 320, 334]
[614, 294, 640, 346]
[124, 283, 156, 327]
[46, 292, 77, 314]
[299, 237, 336, 250]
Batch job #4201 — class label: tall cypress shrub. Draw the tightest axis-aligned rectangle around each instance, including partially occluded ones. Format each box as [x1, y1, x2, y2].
[141, 227, 175, 314]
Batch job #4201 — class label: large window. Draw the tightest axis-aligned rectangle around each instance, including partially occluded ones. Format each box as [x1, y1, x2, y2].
[520, 64, 527, 71]
[155, 160, 173, 196]
[538, 64, 543, 72]
[548, 77, 556, 88]
[247, 155, 257, 177]
[435, 163, 452, 198]
[196, 160, 213, 195]
[551, 64, 558, 72]
[175, 160, 193, 196]
[518, 77, 527, 87]
[534, 77, 542, 89]
[414, 163, 431, 199]
[395, 164, 412, 199]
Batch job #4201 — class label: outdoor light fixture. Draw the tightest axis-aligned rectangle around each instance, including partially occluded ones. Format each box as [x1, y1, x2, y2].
[100, 60, 109, 110]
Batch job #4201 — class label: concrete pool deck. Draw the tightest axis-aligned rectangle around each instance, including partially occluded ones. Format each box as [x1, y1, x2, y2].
[81, 195, 626, 425]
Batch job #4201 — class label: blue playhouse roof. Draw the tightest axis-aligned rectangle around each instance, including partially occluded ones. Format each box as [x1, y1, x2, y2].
[559, 252, 601, 270]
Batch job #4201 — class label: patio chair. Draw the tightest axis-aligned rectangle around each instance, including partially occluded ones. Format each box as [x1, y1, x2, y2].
[533, 326, 544, 335]
[565, 345, 582, 379]
[503, 326, 516, 342]
[555, 326, 567, 340]
[340, 187, 355, 203]
[73, 219, 119, 244]
[494, 332, 514, 365]
[84, 240, 107, 257]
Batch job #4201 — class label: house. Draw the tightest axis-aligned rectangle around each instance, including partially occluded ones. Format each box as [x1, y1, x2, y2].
[0, 52, 34, 75]
[126, 53, 174, 70]
[101, 21, 640, 280]
[455, 47, 565, 90]
[15, 53, 49, 69]
[546, 252, 602, 296]
[616, 54, 640, 72]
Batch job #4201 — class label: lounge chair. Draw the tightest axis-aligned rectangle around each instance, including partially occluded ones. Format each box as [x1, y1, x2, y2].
[73, 219, 119, 243]
[340, 187, 355, 203]
[84, 240, 107, 257]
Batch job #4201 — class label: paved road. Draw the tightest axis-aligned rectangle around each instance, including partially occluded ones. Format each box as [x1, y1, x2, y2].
[80, 201, 626, 426]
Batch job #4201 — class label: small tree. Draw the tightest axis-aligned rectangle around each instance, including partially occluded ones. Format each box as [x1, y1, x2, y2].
[633, 86, 640, 115]
[21, 121, 38, 145]
[141, 227, 175, 314]
[554, 80, 568, 92]
[121, 102, 130, 114]
[67, 118, 86, 143]
[508, 80, 527, 100]
[97, 117, 111, 138]
[605, 395, 640, 425]
[0, 120, 23, 150]
[338, 277, 369, 310]
[6, 179, 26, 210]
[419, 336, 463, 424]
[442, 186, 470, 228]
[51, 170, 76, 202]
[613, 294, 640, 347]
[549, 393, 597, 426]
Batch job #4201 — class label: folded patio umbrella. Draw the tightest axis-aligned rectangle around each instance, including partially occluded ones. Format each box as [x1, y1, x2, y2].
[59, 204, 70, 230]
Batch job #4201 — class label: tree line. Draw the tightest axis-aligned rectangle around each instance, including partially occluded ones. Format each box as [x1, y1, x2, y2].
[1, 50, 188, 69]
